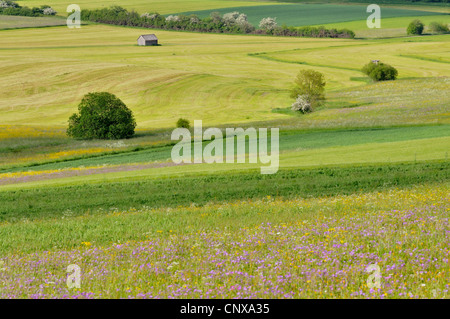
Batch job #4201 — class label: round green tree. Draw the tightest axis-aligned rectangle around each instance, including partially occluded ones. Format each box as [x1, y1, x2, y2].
[176, 118, 190, 129]
[67, 92, 136, 140]
[407, 19, 424, 35]
[362, 61, 398, 82]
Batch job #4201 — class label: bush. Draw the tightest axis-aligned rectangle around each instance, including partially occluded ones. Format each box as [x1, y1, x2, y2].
[259, 17, 277, 32]
[407, 19, 424, 35]
[362, 61, 398, 82]
[291, 95, 312, 113]
[42, 6, 56, 15]
[67, 92, 136, 140]
[428, 22, 449, 34]
[176, 118, 190, 129]
[290, 70, 326, 108]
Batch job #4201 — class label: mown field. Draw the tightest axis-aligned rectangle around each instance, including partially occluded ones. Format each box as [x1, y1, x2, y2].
[16, 0, 279, 15]
[0, 0, 449, 300]
[0, 24, 449, 128]
[0, 15, 67, 29]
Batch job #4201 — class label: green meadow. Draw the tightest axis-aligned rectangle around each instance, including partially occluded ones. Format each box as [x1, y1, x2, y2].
[0, 0, 449, 299]
[178, 3, 445, 26]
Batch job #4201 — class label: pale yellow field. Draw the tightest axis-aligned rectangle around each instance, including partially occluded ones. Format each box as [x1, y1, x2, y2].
[0, 23, 449, 129]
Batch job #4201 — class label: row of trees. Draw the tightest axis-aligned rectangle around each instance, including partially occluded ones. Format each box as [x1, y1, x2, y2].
[81, 6, 355, 38]
[407, 19, 449, 35]
[0, 0, 56, 16]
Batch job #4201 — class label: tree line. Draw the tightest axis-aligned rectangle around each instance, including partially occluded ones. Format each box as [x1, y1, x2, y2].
[81, 6, 355, 39]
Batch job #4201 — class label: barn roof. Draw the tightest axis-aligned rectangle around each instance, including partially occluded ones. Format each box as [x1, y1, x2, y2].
[139, 34, 158, 40]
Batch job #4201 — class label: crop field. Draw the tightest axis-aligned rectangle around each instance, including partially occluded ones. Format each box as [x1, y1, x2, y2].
[16, 0, 279, 15]
[178, 3, 445, 27]
[0, 25, 449, 128]
[0, 0, 449, 302]
[314, 15, 450, 37]
[0, 183, 448, 298]
[0, 15, 67, 30]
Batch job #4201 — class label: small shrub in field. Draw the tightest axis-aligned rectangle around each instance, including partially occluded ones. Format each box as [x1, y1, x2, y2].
[291, 95, 312, 113]
[67, 92, 136, 140]
[370, 64, 398, 81]
[407, 19, 424, 35]
[362, 61, 398, 82]
[176, 118, 190, 129]
[290, 69, 326, 108]
[428, 22, 449, 34]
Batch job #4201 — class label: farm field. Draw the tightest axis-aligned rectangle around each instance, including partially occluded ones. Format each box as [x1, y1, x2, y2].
[0, 182, 448, 298]
[0, 25, 449, 128]
[313, 15, 450, 38]
[0, 0, 449, 301]
[0, 15, 67, 29]
[178, 3, 445, 27]
[16, 0, 279, 15]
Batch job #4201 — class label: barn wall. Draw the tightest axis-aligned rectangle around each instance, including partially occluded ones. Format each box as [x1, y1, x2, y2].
[137, 38, 146, 46]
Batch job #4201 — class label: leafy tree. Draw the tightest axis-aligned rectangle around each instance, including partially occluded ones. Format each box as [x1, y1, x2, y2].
[407, 19, 424, 35]
[428, 21, 449, 34]
[67, 92, 136, 140]
[176, 118, 190, 129]
[362, 61, 398, 82]
[369, 64, 398, 81]
[290, 70, 326, 108]
[259, 17, 277, 32]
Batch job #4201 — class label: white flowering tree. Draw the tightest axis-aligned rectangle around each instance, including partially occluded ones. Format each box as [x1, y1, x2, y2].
[190, 16, 200, 24]
[223, 11, 240, 25]
[259, 17, 277, 31]
[0, 0, 17, 8]
[291, 95, 312, 113]
[222, 12, 254, 32]
[166, 15, 180, 22]
[43, 7, 57, 15]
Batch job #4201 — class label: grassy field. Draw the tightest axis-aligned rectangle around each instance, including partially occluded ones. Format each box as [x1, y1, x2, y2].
[0, 15, 67, 29]
[0, 182, 448, 298]
[313, 15, 450, 38]
[178, 3, 445, 26]
[0, 0, 449, 300]
[16, 0, 279, 15]
[0, 24, 449, 129]
[0, 161, 448, 222]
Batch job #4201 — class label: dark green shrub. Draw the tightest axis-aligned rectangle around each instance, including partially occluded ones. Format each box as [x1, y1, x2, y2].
[428, 22, 449, 34]
[67, 92, 136, 140]
[361, 62, 378, 76]
[176, 118, 190, 129]
[407, 19, 424, 35]
[362, 61, 398, 82]
[369, 64, 398, 81]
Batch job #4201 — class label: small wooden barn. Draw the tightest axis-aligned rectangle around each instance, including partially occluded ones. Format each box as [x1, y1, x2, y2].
[137, 34, 158, 46]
